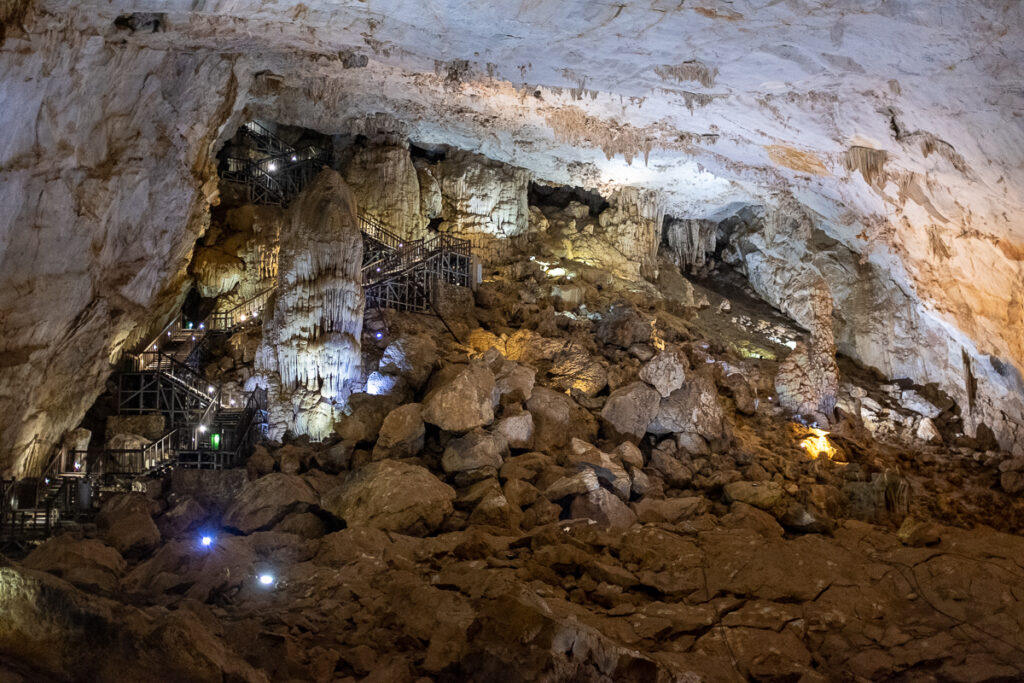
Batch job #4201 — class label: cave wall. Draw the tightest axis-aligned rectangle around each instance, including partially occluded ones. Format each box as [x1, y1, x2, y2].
[0, 26, 244, 475]
[722, 200, 1024, 450]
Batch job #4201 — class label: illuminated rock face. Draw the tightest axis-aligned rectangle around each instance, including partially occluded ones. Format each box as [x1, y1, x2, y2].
[342, 139, 426, 241]
[253, 170, 364, 441]
[0, 31, 241, 476]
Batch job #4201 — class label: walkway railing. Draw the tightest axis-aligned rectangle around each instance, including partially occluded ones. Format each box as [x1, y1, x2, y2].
[208, 286, 275, 331]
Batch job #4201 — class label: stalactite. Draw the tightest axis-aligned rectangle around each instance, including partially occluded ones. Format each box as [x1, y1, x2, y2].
[845, 146, 888, 188]
[663, 217, 717, 272]
[596, 186, 663, 280]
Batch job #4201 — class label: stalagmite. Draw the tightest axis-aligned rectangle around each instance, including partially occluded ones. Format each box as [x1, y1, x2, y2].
[253, 170, 364, 441]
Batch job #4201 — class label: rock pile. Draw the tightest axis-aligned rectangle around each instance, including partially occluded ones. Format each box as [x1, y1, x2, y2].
[5, 257, 1024, 681]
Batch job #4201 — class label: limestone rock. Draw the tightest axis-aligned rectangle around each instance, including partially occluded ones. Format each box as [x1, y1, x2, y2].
[595, 305, 653, 348]
[649, 449, 694, 489]
[247, 445, 276, 477]
[601, 381, 660, 442]
[899, 389, 942, 418]
[526, 386, 598, 452]
[96, 493, 161, 555]
[494, 360, 536, 406]
[548, 350, 607, 397]
[422, 362, 496, 432]
[723, 481, 785, 511]
[570, 488, 637, 531]
[322, 460, 455, 535]
[638, 349, 689, 398]
[157, 496, 208, 538]
[633, 497, 708, 524]
[22, 536, 126, 593]
[916, 417, 942, 443]
[335, 393, 397, 443]
[373, 403, 425, 460]
[222, 473, 319, 533]
[492, 410, 535, 450]
[544, 469, 601, 501]
[442, 428, 506, 474]
[720, 371, 758, 415]
[614, 442, 645, 469]
[566, 438, 631, 501]
[378, 335, 438, 389]
[468, 488, 520, 529]
[648, 372, 727, 445]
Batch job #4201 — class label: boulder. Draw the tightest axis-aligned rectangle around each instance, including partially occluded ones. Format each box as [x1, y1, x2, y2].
[335, 393, 398, 443]
[1000, 470, 1024, 495]
[633, 497, 708, 524]
[503, 478, 541, 508]
[723, 481, 785, 511]
[565, 438, 631, 501]
[365, 371, 413, 400]
[500, 451, 556, 482]
[372, 403, 425, 460]
[492, 410, 535, 450]
[601, 382, 660, 442]
[222, 473, 319, 533]
[570, 488, 637, 531]
[614, 442, 645, 469]
[247, 445, 276, 477]
[544, 469, 601, 501]
[720, 371, 757, 415]
[638, 349, 689, 398]
[548, 350, 607, 397]
[273, 512, 328, 539]
[647, 372, 727, 445]
[494, 361, 536, 405]
[649, 449, 694, 489]
[899, 389, 942, 418]
[378, 335, 438, 389]
[468, 488, 521, 529]
[526, 386, 598, 452]
[96, 493, 161, 555]
[442, 428, 506, 473]
[277, 443, 309, 475]
[22, 536, 126, 593]
[170, 468, 247, 511]
[157, 496, 208, 538]
[916, 417, 942, 443]
[421, 362, 496, 432]
[595, 305, 652, 348]
[322, 460, 455, 535]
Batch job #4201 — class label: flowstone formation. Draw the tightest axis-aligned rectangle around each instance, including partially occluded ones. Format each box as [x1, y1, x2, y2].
[253, 170, 364, 441]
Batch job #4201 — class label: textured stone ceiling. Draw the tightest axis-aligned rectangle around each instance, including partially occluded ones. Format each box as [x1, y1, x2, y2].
[1, 0, 1023, 470]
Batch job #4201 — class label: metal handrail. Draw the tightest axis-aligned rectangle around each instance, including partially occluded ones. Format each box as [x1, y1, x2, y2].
[361, 233, 471, 284]
[358, 214, 407, 250]
[208, 285, 275, 331]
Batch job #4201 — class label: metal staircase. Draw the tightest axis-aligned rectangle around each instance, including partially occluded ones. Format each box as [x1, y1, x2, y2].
[220, 120, 330, 206]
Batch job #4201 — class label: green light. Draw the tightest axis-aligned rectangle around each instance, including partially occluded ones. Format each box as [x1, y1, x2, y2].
[211, 433, 221, 450]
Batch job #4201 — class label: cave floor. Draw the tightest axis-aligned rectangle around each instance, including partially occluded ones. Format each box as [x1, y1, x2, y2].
[3, 254, 1024, 682]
